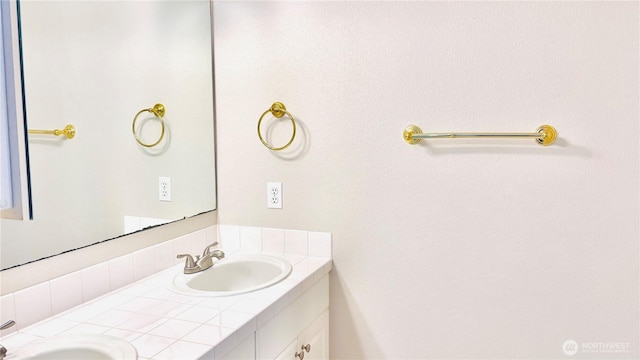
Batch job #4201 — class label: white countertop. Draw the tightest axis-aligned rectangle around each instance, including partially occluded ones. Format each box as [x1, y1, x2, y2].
[1, 253, 332, 359]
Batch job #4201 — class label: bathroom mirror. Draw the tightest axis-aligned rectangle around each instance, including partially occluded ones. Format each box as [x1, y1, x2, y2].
[0, 1, 216, 270]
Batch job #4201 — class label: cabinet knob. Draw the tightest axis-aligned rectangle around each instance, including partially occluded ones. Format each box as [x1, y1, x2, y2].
[295, 343, 311, 358]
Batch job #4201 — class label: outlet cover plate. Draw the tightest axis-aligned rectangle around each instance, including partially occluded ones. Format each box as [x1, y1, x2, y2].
[267, 182, 282, 209]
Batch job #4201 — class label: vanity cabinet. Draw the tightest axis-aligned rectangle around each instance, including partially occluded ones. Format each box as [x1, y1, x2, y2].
[256, 275, 329, 360]
[214, 275, 329, 360]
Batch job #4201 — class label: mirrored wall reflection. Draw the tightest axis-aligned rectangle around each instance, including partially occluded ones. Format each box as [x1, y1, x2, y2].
[0, 0, 32, 222]
[0, 1, 216, 269]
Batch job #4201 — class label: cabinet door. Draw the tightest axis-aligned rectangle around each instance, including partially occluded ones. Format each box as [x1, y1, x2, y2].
[274, 338, 298, 360]
[297, 310, 329, 360]
[257, 276, 329, 360]
[274, 310, 329, 360]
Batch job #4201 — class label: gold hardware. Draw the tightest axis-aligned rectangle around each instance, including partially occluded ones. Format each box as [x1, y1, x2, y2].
[302, 344, 311, 353]
[132, 103, 166, 147]
[28, 124, 76, 139]
[402, 125, 422, 145]
[535, 125, 557, 146]
[257, 102, 296, 151]
[403, 124, 557, 146]
[295, 351, 305, 360]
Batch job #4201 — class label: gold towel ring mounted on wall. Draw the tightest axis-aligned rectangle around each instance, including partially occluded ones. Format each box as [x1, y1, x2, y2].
[132, 103, 166, 147]
[257, 102, 296, 151]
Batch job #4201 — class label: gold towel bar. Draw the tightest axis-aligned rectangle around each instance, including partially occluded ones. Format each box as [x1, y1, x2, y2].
[28, 124, 76, 139]
[403, 124, 557, 146]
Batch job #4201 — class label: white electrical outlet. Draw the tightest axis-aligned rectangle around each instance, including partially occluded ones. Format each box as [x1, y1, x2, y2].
[159, 176, 171, 202]
[267, 182, 282, 209]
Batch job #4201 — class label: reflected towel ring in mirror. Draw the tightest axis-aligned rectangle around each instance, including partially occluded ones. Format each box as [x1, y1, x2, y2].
[257, 102, 297, 151]
[132, 103, 166, 147]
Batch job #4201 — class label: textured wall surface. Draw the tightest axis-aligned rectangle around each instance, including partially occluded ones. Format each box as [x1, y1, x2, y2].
[214, 2, 639, 358]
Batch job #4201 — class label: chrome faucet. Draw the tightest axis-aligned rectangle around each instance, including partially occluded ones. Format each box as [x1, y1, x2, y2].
[177, 242, 225, 274]
[1, 320, 16, 360]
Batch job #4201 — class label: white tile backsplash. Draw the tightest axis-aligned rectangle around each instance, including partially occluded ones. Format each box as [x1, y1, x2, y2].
[109, 253, 135, 290]
[50, 271, 83, 315]
[240, 226, 262, 253]
[13, 282, 51, 329]
[133, 247, 156, 281]
[218, 224, 240, 254]
[204, 225, 218, 247]
[81, 262, 110, 302]
[285, 229, 308, 255]
[153, 241, 175, 272]
[308, 231, 332, 258]
[262, 227, 285, 254]
[0, 224, 332, 359]
[174, 230, 207, 258]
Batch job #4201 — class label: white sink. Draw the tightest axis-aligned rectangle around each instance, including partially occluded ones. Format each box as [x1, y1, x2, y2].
[168, 255, 292, 297]
[7, 334, 137, 359]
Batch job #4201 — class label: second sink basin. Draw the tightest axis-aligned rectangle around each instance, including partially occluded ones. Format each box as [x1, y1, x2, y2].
[168, 255, 292, 297]
[7, 334, 137, 359]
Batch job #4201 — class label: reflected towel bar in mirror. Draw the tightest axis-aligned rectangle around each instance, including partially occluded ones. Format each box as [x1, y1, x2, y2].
[403, 124, 557, 146]
[28, 124, 76, 139]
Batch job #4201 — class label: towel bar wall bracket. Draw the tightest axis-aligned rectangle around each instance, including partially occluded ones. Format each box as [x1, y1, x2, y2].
[403, 124, 557, 146]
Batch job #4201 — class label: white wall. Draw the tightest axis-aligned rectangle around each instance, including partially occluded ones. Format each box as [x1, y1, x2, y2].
[214, 2, 638, 359]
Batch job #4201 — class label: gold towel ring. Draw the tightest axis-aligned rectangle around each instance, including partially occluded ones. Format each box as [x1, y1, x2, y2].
[132, 103, 166, 147]
[257, 102, 296, 151]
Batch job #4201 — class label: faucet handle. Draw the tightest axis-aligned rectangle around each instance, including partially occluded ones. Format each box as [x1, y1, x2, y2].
[0, 321, 15, 330]
[177, 254, 198, 268]
[202, 242, 220, 256]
